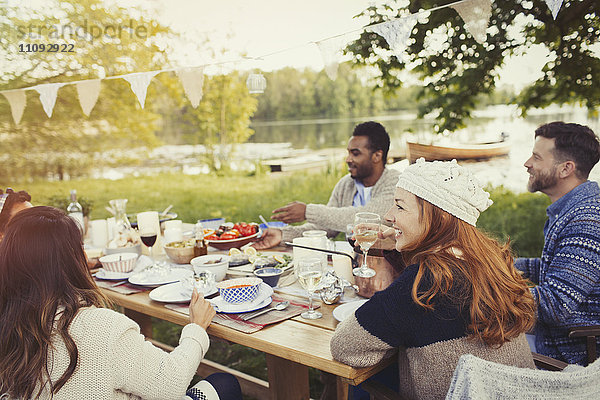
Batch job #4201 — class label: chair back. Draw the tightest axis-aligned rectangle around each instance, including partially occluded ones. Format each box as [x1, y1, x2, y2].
[446, 354, 600, 399]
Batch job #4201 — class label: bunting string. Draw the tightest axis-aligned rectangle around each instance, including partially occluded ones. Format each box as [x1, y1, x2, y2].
[0, 0, 567, 123]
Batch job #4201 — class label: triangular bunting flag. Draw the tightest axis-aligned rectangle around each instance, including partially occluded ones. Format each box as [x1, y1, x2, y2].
[76, 79, 101, 116]
[33, 83, 65, 118]
[2, 90, 26, 125]
[176, 67, 205, 108]
[316, 35, 350, 80]
[368, 15, 418, 62]
[122, 71, 160, 109]
[544, 0, 563, 20]
[451, 0, 492, 44]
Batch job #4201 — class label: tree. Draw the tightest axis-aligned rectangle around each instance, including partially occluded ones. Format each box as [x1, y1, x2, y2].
[177, 72, 258, 173]
[346, 0, 600, 133]
[0, 0, 177, 181]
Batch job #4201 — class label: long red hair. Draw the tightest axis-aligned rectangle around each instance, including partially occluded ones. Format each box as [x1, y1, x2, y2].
[401, 198, 536, 346]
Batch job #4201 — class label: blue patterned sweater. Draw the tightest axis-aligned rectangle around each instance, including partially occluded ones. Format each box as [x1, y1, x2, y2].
[515, 181, 600, 365]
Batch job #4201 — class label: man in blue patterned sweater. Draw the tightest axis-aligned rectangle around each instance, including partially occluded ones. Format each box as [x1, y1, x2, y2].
[516, 121, 600, 365]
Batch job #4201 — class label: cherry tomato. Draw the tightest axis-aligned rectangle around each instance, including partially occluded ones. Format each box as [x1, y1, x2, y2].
[204, 233, 219, 241]
[233, 222, 246, 231]
[220, 232, 238, 240]
[240, 224, 256, 237]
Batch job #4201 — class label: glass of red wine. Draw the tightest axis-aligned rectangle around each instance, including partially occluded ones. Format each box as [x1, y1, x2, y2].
[140, 231, 158, 264]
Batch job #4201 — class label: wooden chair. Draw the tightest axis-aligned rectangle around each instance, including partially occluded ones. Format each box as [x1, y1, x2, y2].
[446, 354, 600, 399]
[569, 325, 600, 366]
[357, 353, 568, 400]
[358, 326, 600, 400]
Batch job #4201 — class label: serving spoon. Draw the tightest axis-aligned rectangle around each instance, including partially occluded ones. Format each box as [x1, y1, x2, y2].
[240, 300, 290, 321]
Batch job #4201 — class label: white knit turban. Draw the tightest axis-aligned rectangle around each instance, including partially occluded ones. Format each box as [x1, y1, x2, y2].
[396, 158, 493, 226]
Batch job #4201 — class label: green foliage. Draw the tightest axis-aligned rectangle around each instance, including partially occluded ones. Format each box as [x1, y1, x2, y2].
[478, 186, 551, 257]
[0, 0, 175, 181]
[178, 72, 258, 173]
[346, 0, 600, 133]
[45, 194, 94, 217]
[253, 64, 416, 120]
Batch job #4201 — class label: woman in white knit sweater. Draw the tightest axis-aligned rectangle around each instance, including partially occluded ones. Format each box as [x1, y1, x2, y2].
[0, 206, 241, 400]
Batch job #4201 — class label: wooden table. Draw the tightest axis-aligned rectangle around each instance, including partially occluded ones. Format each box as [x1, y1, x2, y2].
[101, 279, 392, 400]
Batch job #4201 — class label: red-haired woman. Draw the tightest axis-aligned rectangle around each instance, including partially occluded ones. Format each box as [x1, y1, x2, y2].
[331, 159, 536, 399]
[0, 206, 241, 400]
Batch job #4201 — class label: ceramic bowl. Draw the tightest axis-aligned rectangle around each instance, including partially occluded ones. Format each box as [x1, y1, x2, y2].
[190, 254, 230, 282]
[99, 252, 138, 273]
[164, 240, 195, 264]
[216, 277, 262, 304]
[253, 267, 283, 287]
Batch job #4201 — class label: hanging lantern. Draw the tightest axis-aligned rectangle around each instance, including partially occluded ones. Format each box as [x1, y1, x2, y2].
[246, 73, 267, 94]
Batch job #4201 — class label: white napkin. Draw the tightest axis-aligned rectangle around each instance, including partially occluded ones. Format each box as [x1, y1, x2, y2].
[134, 255, 153, 272]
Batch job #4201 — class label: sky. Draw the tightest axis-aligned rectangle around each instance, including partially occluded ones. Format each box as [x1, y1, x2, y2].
[8, 0, 575, 88]
[148, 0, 552, 88]
[150, 0, 373, 72]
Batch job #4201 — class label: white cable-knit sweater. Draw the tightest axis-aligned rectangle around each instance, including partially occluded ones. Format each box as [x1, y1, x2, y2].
[33, 307, 209, 400]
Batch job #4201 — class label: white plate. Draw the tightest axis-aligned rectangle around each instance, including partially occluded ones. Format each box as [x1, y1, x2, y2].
[95, 268, 133, 281]
[128, 268, 191, 287]
[228, 251, 292, 273]
[333, 299, 368, 322]
[149, 282, 218, 303]
[210, 283, 274, 313]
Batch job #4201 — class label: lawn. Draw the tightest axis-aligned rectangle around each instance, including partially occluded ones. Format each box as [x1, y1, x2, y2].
[13, 165, 345, 224]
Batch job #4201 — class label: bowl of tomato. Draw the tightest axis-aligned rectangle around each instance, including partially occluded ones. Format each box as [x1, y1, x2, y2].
[204, 222, 261, 250]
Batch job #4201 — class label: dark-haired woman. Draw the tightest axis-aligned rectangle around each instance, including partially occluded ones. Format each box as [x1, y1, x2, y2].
[331, 159, 537, 399]
[0, 206, 241, 400]
[0, 187, 32, 240]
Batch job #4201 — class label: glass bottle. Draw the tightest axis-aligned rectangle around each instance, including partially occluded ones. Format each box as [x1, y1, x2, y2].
[194, 220, 207, 257]
[108, 199, 139, 248]
[67, 189, 84, 233]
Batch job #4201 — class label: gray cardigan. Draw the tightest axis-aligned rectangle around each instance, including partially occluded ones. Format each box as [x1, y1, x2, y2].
[281, 167, 401, 243]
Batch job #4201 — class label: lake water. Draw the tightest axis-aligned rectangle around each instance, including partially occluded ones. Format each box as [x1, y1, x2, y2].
[98, 105, 600, 193]
[249, 105, 600, 193]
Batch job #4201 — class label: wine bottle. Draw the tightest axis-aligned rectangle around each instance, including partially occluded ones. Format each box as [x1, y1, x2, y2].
[67, 189, 84, 233]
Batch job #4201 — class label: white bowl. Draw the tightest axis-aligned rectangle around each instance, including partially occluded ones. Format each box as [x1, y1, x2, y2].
[99, 252, 138, 273]
[190, 254, 230, 282]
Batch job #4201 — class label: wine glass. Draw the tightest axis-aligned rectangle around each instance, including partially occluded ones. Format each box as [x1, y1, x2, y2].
[345, 224, 355, 248]
[297, 258, 324, 319]
[353, 212, 380, 278]
[140, 230, 157, 264]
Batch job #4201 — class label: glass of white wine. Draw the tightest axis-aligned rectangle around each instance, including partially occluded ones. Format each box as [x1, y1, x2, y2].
[353, 212, 380, 278]
[297, 257, 324, 319]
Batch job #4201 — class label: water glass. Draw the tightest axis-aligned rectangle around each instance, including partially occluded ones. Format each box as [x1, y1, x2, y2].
[297, 257, 324, 319]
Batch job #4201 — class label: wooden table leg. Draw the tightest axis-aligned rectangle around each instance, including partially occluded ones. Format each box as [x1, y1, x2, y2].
[335, 376, 349, 400]
[125, 308, 153, 338]
[266, 353, 309, 400]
